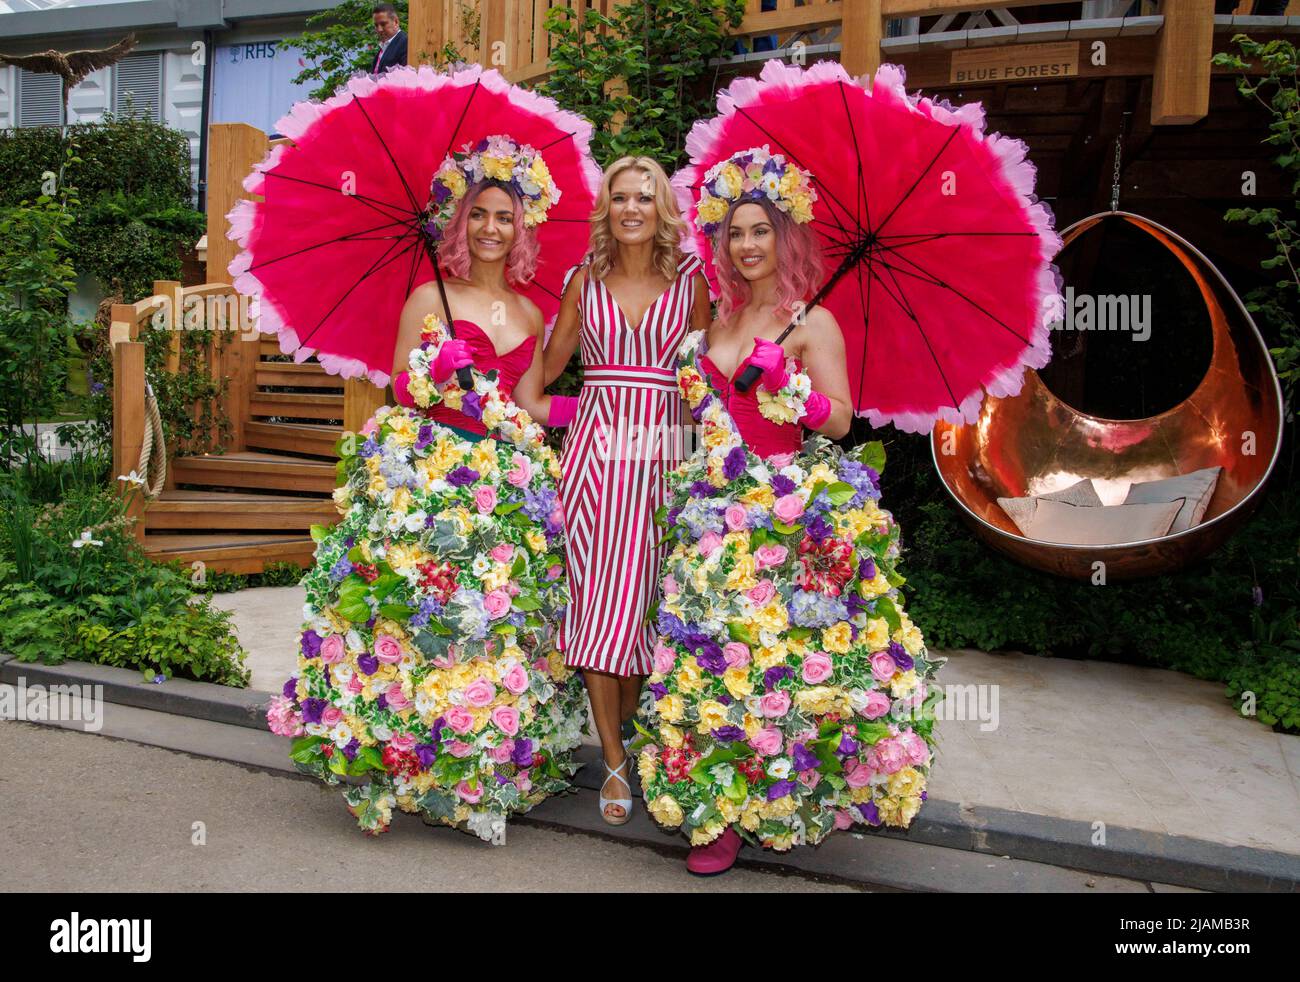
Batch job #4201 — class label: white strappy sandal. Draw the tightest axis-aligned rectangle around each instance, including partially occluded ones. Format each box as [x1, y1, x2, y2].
[600, 756, 633, 826]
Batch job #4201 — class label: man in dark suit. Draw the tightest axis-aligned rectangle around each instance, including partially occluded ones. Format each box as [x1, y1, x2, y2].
[371, 3, 408, 76]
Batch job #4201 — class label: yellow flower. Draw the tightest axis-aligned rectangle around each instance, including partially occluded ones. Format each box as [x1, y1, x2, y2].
[388, 414, 418, 446]
[859, 569, 890, 599]
[481, 564, 510, 591]
[481, 154, 513, 181]
[332, 486, 352, 513]
[723, 668, 754, 700]
[742, 713, 763, 738]
[807, 462, 836, 488]
[761, 795, 799, 819]
[676, 659, 706, 695]
[794, 685, 840, 715]
[740, 800, 763, 831]
[702, 424, 732, 452]
[722, 531, 751, 555]
[717, 796, 742, 823]
[659, 723, 685, 749]
[754, 602, 788, 633]
[637, 750, 658, 786]
[406, 371, 433, 406]
[446, 506, 474, 536]
[778, 166, 803, 197]
[822, 621, 852, 654]
[878, 794, 923, 828]
[440, 168, 467, 197]
[757, 389, 799, 424]
[689, 820, 728, 846]
[696, 700, 729, 733]
[790, 193, 814, 224]
[754, 644, 787, 670]
[655, 693, 685, 723]
[767, 832, 795, 851]
[697, 194, 728, 225]
[648, 794, 684, 827]
[849, 784, 874, 804]
[865, 617, 891, 651]
[740, 484, 775, 508]
[896, 621, 926, 656]
[430, 438, 466, 475]
[706, 456, 727, 487]
[719, 162, 745, 197]
[390, 486, 413, 514]
[525, 529, 547, 553]
[470, 442, 499, 477]
[366, 472, 387, 496]
[887, 766, 925, 798]
[890, 669, 919, 699]
[385, 540, 422, 573]
[725, 553, 757, 591]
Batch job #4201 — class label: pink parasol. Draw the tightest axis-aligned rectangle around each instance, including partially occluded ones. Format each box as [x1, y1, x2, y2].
[226, 64, 601, 386]
[673, 60, 1063, 434]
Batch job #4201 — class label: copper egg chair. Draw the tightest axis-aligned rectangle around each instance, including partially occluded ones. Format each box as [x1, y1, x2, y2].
[930, 211, 1284, 581]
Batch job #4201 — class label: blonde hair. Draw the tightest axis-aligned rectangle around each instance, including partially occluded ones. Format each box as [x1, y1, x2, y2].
[588, 156, 684, 283]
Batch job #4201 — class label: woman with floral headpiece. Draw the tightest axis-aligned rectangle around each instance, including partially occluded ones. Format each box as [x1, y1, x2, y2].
[267, 135, 588, 843]
[637, 147, 941, 875]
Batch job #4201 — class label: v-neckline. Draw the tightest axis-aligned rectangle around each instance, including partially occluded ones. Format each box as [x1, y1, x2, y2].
[597, 275, 674, 332]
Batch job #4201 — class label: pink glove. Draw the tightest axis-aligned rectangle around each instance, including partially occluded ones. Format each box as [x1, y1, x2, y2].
[431, 338, 473, 384]
[749, 338, 789, 392]
[547, 395, 578, 428]
[393, 370, 417, 408]
[801, 389, 831, 430]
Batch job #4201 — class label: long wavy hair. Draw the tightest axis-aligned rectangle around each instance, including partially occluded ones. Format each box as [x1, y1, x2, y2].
[588, 156, 684, 283]
[438, 180, 540, 286]
[714, 196, 823, 325]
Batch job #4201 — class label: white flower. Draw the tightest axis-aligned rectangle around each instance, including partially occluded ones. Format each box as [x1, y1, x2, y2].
[370, 722, 393, 742]
[71, 529, 103, 549]
[767, 757, 792, 779]
[333, 664, 355, 686]
[304, 722, 329, 737]
[331, 723, 353, 747]
[471, 555, 491, 576]
[117, 471, 145, 487]
[403, 510, 427, 533]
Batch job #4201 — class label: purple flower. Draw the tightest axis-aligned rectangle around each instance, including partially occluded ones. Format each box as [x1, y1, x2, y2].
[771, 474, 796, 497]
[1252, 585, 1264, 607]
[888, 640, 913, 671]
[792, 742, 820, 772]
[414, 743, 439, 769]
[858, 800, 881, 826]
[357, 653, 379, 675]
[90, 381, 105, 395]
[689, 480, 718, 498]
[805, 514, 833, 543]
[328, 556, 353, 583]
[666, 506, 683, 527]
[712, 725, 745, 743]
[429, 717, 446, 742]
[763, 665, 793, 692]
[696, 646, 728, 675]
[376, 694, 388, 710]
[300, 629, 322, 658]
[717, 693, 733, 706]
[431, 181, 453, 204]
[447, 466, 479, 487]
[837, 732, 859, 757]
[657, 609, 689, 643]
[341, 737, 360, 761]
[300, 697, 327, 725]
[358, 437, 379, 458]
[766, 780, 797, 800]
[648, 681, 668, 700]
[511, 738, 534, 767]
[859, 556, 877, 581]
[281, 677, 297, 701]
[415, 424, 435, 450]
[723, 446, 747, 481]
[461, 391, 483, 421]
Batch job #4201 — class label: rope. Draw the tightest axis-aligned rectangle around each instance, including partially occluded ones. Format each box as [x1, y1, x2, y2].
[133, 380, 167, 498]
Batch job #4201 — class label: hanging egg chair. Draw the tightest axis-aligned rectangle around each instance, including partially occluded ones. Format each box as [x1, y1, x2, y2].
[931, 210, 1284, 581]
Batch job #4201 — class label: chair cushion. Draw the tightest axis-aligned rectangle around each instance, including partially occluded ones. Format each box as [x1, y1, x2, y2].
[996, 478, 1102, 536]
[1122, 466, 1222, 533]
[1023, 498, 1184, 545]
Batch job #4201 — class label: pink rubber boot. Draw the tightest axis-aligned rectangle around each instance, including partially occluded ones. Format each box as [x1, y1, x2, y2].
[686, 826, 742, 876]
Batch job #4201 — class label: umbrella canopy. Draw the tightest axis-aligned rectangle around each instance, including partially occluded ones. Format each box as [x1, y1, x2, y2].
[227, 64, 601, 386]
[673, 59, 1063, 434]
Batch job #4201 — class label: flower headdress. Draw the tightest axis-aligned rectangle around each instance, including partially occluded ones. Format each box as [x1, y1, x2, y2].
[424, 134, 560, 238]
[693, 145, 817, 238]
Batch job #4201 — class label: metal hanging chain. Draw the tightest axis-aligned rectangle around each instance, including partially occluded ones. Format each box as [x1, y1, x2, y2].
[1110, 134, 1122, 213]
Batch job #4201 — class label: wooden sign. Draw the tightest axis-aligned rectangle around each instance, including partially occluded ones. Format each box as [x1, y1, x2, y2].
[950, 41, 1080, 85]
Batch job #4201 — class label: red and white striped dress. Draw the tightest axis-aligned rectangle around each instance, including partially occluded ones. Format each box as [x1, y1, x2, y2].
[558, 255, 703, 677]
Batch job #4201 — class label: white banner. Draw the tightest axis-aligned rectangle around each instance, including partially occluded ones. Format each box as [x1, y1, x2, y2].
[210, 40, 317, 136]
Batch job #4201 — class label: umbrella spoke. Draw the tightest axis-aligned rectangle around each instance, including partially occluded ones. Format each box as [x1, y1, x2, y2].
[250, 218, 421, 272]
[296, 235, 422, 350]
[838, 81, 873, 238]
[853, 252, 874, 407]
[873, 125, 959, 237]
[353, 95, 422, 216]
[440, 80, 482, 163]
[867, 259, 961, 410]
[262, 171, 418, 225]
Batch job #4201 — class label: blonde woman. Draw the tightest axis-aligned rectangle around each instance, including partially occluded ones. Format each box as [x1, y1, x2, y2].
[519, 157, 710, 824]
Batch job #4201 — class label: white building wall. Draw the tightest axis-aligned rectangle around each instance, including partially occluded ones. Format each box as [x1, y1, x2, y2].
[163, 45, 206, 204]
[67, 66, 113, 125]
[0, 65, 14, 130]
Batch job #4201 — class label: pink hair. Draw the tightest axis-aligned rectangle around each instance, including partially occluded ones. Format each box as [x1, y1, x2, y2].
[714, 197, 823, 325]
[437, 180, 539, 286]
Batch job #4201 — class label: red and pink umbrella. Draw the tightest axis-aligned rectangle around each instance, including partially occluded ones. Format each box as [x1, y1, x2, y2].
[673, 60, 1063, 434]
[227, 64, 601, 386]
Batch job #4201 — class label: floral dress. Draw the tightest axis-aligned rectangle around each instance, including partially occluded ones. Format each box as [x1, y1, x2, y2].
[267, 313, 587, 842]
[636, 331, 942, 851]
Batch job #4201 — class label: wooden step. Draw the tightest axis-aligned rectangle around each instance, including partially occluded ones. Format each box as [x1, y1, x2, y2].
[255, 362, 342, 389]
[248, 391, 345, 421]
[244, 421, 341, 458]
[143, 532, 316, 575]
[146, 489, 338, 530]
[170, 451, 337, 494]
[259, 338, 290, 358]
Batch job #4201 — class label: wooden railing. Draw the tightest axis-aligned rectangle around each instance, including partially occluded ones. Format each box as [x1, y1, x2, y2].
[407, 0, 1297, 126]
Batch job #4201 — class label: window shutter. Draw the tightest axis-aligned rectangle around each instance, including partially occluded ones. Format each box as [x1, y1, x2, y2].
[18, 69, 63, 128]
[114, 52, 163, 122]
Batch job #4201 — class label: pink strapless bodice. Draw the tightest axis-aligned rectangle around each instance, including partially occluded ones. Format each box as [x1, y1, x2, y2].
[699, 350, 804, 459]
[421, 319, 535, 435]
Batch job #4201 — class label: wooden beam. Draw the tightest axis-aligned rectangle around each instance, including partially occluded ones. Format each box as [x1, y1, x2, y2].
[842, 0, 882, 81]
[407, 0, 446, 67]
[112, 339, 147, 542]
[1151, 0, 1213, 126]
[344, 377, 389, 435]
[882, 0, 1057, 14]
[737, 2, 842, 35]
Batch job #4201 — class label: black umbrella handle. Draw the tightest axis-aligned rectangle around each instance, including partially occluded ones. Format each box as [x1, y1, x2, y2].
[423, 236, 473, 391]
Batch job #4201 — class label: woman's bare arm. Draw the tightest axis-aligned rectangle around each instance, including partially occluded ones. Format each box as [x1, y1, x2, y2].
[690, 271, 712, 332]
[391, 283, 443, 378]
[797, 307, 854, 440]
[543, 268, 583, 386]
[510, 300, 553, 426]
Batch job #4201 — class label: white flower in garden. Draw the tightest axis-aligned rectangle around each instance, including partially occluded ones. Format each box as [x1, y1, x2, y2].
[117, 471, 145, 487]
[71, 529, 103, 549]
[472, 555, 491, 576]
[767, 758, 792, 779]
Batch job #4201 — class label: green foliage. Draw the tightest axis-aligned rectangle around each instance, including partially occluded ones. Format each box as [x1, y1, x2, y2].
[70, 189, 206, 302]
[1213, 36, 1299, 415]
[540, 0, 746, 169]
[188, 560, 305, 595]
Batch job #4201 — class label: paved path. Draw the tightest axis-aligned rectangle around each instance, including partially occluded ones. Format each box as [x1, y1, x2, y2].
[209, 586, 1300, 857]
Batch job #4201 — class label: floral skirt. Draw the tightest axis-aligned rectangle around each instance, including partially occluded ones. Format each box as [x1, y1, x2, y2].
[267, 406, 587, 842]
[637, 435, 942, 851]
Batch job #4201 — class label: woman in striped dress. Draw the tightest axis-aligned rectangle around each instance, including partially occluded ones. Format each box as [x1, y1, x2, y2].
[520, 157, 710, 823]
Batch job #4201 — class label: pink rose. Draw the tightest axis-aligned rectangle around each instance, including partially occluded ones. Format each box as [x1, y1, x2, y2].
[490, 543, 514, 563]
[501, 663, 529, 695]
[464, 677, 497, 708]
[456, 780, 483, 803]
[861, 690, 892, 719]
[773, 494, 805, 524]
[767, 452, 795, 469]
[801, 651, 833, 685]
[722, 641, 751, 669]
[798, 768, 820, 789]
[320, 634, 345, 664]
[374, 634, 403, 664]
[385, 683, 410, 710]
[546, 564, 563, 580]
[749, 727, 783, 756]
[901, 730, 931, 766]
[321, 705, 343, 726]
[505, 581, 520, 596]
[506, 452, 532, 488]
[360, 418, 378, 437]
[834, 809, 854, 830]
[445, 705, 474, 734]
[653, 640, 677, 676]
[870, 651, 897, 683]
[474, 485, 498, 514]
[447, 740, 474, 758]
[661, 575, 680, 597]
[753, 545, 788, 570]
[760, 690, 791, 719]
[867, 737, 908, 775]
[747, 579, 776, 605]
[724, 504, 748, 531]
[389, 732, 417, 752]
[346, 675, 364, 695]
[483, 589, 511, 619]
[698, 531, 723, 556]
[491, 705, 520, 736]
[844, 759, 874, 788]
[532, 656, 549, 674]
[490, 742, 514, 763]
[517, 772, 532, 792]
